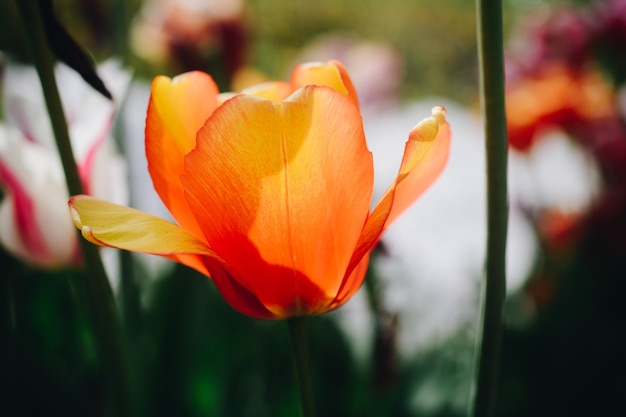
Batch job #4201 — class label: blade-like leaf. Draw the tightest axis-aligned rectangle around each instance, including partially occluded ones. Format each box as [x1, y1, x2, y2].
[38, 0, 112, 100]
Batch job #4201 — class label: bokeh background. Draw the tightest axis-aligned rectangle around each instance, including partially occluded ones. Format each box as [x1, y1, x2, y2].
[1, 0, 625, 416]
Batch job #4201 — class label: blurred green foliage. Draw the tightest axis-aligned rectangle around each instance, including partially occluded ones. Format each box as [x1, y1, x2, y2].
[1, 0, 482, 103]
[245, 0, 479, 102]
[2, 247, 428, 417]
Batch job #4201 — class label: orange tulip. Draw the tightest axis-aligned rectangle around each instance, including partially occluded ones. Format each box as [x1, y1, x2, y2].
[69, 61, 450, 319]
[506, 65, 616, 151]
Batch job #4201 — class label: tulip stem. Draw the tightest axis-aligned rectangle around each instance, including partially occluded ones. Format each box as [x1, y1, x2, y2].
[14, 1, 133, 416]
[469, 0, 508, 416]
[287, 317, 316, 417]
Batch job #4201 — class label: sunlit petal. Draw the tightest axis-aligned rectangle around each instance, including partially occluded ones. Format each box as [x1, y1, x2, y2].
[182, 86, 373, 314]
[328, 253, 370, 311]
[383, 106, 451, 226]
[205, 258, 281, 319]
[146, 71, 219, 240]
[69, 195, 216, 275]
[347, 106, 450, 275]
[240, 81, 292, 103]
[290, 61, 359, 108]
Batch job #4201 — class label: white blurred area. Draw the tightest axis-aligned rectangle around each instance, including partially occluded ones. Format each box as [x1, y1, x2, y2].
[509, 130, 601, 213]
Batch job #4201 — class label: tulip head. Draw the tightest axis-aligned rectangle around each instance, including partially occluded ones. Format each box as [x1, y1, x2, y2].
[69, 61, 450, 318]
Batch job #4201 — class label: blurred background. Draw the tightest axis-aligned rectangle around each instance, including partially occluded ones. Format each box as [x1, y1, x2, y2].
[1, 0, 625, 416]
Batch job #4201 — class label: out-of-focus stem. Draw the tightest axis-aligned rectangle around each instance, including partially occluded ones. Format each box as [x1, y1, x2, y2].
[288, 317, 316, 417]
[470, 0, 509, 416]
[14, 1, 133, 416]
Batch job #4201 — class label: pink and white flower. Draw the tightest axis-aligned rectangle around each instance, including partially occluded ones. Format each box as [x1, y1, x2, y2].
[0, 59, 129, 269]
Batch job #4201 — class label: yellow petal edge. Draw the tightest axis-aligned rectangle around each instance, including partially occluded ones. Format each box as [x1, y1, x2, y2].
[69, 195, 217, 257]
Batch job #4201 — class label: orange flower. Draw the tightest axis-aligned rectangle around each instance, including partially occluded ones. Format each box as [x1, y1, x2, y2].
[69, 61, 450, 319]
[506, 65, 615, 151]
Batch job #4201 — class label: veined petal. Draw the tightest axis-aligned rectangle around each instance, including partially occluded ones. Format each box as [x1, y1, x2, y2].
[382, 106, 450, 226]
[146, 71, 219, 240]
[346, 106, 450, 275]
[328, 253, 370, 311]
[69, 195, 216, 275]
[290, 61, 359, 109]
[205, 258, 289, 319]
[182, 86, 373, 315]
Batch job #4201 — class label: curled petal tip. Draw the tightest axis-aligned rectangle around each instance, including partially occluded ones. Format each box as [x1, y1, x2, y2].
[69, 203, 82, 229]
[68, 196, 88, 230]
[68, 197, 101, 246]
[432, 105, 446, 122]
[410, 106, 448, 143]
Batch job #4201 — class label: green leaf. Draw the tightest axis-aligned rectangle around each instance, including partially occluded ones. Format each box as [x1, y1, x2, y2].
[37, 0, 112, 100]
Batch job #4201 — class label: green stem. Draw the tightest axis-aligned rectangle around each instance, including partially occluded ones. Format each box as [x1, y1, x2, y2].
[14, 1, 133, 416]
[287, 317, 316, 417]
[470, 0, 508, 416]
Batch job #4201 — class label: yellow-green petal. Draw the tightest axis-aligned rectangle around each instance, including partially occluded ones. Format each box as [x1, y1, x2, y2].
[69, 195, 217, 275]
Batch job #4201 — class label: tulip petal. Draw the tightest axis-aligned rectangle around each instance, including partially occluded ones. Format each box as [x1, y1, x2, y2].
[146, 71, 219, 240]
[290, 61, 359, 109]
[205, 258, 289, 319]
[69, 195, 216, 275]
[382, 106, 451, 226]
[328, 253, 370, 311]
[182, 86, 373, 315]
[347, 106, 450, 275]
[240, 81, 292, 103]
